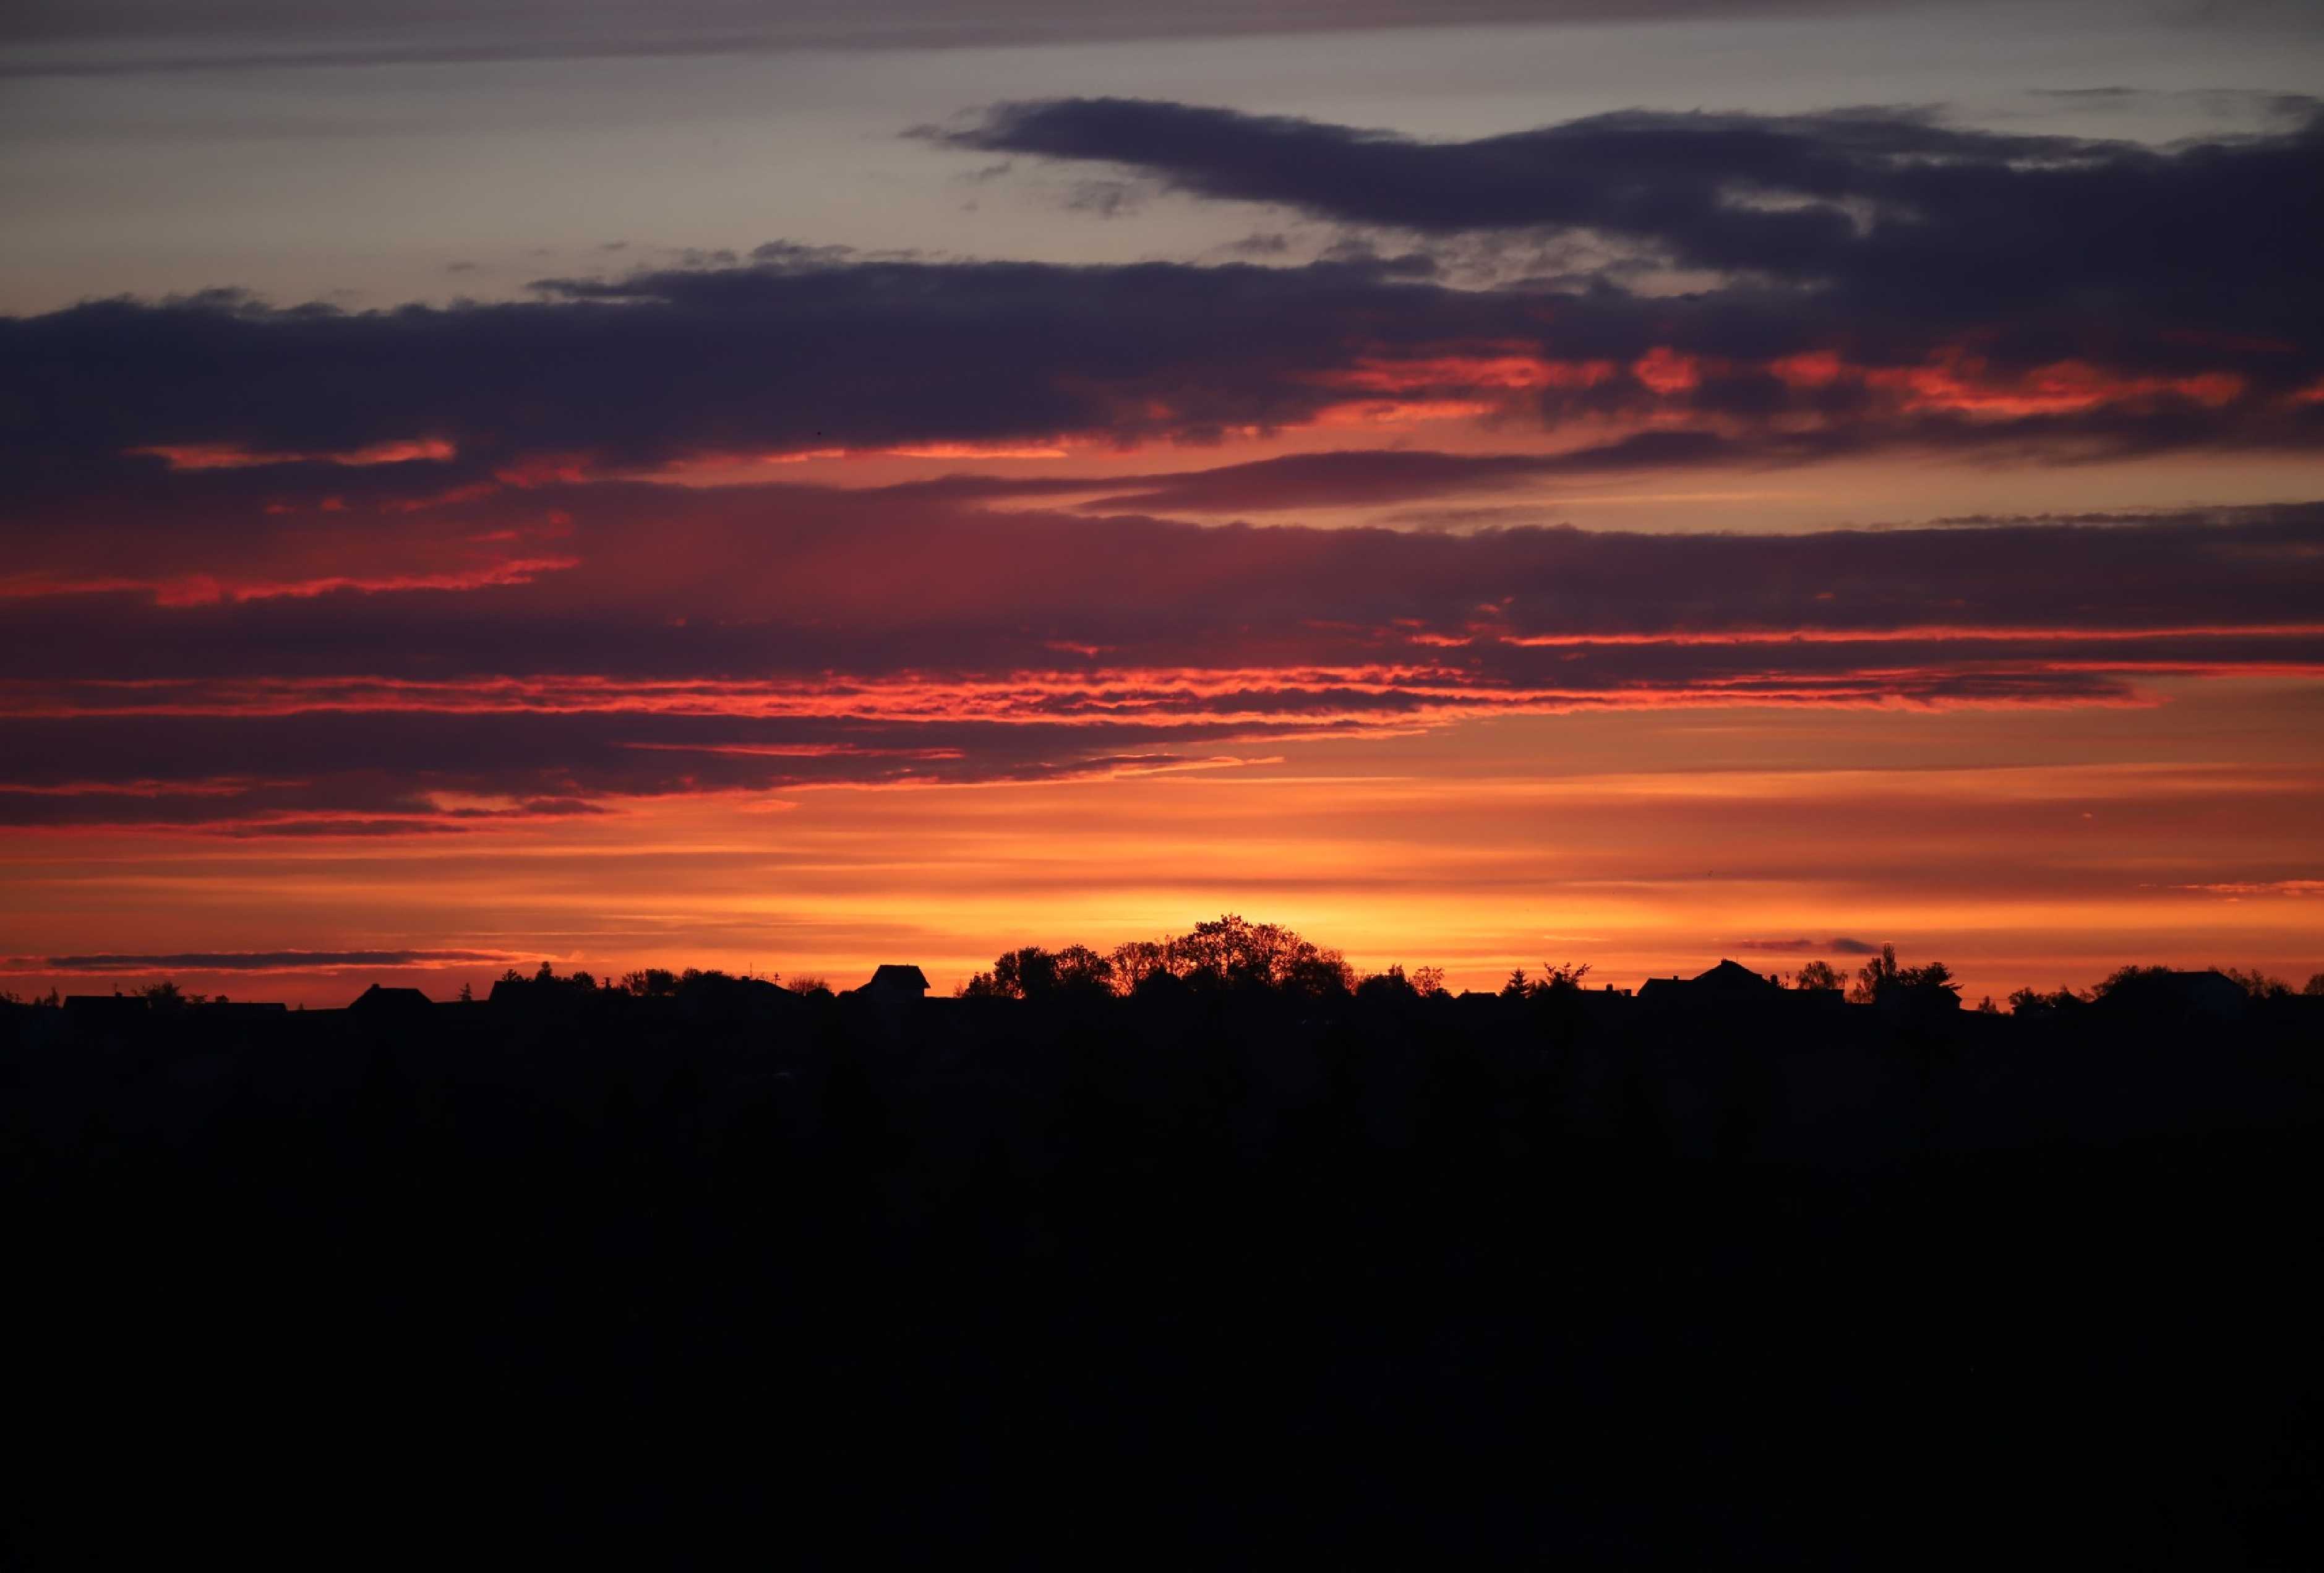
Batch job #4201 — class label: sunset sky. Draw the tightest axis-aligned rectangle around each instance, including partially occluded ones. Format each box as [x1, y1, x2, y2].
[5, 0, 2322, 1005]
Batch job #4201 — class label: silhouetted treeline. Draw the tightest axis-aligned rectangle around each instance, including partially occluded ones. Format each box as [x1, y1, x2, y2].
[23, 913, 2316, 1020]
[4, 922, 2321, 1567]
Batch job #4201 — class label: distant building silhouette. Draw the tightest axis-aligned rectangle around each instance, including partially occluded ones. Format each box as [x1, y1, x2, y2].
[2093, 969, 2248, 1023]
[486, 975, 596, 1022]
[64, 993, 147, 1021]
[348, 984, 434, 1017]
[1639, 959, 1786, 1009]
[842, 963, 931, 1040]
[857, 964, 930, 1001]
[200, 1001, 288, 1019]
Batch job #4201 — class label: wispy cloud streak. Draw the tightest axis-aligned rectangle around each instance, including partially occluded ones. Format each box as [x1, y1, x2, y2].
[4, 497, 2320, 829]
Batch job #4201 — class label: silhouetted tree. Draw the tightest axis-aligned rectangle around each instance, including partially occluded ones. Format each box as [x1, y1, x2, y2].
[2009, 985, 2089, 1017]
[1053, 945, 1115, 996]
[1795, 960, 1844, 992]
[995, 946, 1057, 997]
[966, 915, 1366, 998]
[516, 961, 607, 993]
[1107, 940, 1172, 995]
[1848, 945, 1901, 1005]
[1358, 962, 1447, 1000]
[2306, 972, 2324, 997]
[141, 979, 206, 1013]
[967, 945, 1117, 1000]
[1277, 948, 1356, 1000]
[2217, 967, 2291, 1001]
[1494, 962, 1590, 1001]
[1356, 964, 1417, 1005]
[2095, 964, 2173, 997]
[1849, 945, 1958, 1009]
[1172, 914, 1347, 994]
[623, 968, 680, 998]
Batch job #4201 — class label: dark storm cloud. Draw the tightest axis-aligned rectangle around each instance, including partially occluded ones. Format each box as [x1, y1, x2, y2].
[6, 251, 2318, 490]
[13, 87, 2324, 475]
[945, 96, 2324, 328]
[0, 260, 1503, 470]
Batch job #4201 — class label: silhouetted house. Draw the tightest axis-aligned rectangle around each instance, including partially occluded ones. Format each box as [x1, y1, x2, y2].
[348, 984, 434, 1018]
[1636, 975, 1687, 1008]
[1576, 982, 1639, 1026]
[2093, 969, 2248, 1024]
[64, 993, 148, 1022]
[487, 975, 594, 1024]
[856, 965, 930, 1002]
[199, 1001, 288, 1021]
[843, 964, 931, 1043]
[677, 972, 798, 1027]
[59, 994, 150, 1045]
[1638, 960, 1786, 1011]
[1874, 976, 1962, 1020]
[1699, 959, 1786, 995]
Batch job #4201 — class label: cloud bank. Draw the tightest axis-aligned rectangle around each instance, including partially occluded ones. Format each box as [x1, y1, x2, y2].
[6, 487, 2320, 830]
[4, 93, 2317, 834]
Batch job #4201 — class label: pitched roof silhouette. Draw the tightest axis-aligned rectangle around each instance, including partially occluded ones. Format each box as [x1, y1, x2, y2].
[1638, 959, 1786, 1008]
[348, 983, 434, 1013]
[2093, 969, 2248, 1019]
[862, 964, 930, 995]
[64, 993, 147, 1013]
[1694, 959, 1783, 991]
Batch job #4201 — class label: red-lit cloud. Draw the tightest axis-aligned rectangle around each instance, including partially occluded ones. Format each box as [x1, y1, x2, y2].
[2, 97, 2318, 874]
[3, 481, 2320, 831]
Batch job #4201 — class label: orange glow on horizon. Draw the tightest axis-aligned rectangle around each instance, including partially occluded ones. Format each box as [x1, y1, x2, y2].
[7, 688, 2321, 1009]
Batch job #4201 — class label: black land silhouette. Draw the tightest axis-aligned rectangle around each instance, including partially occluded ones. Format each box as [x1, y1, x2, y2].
[6, 917, 2322, 1567]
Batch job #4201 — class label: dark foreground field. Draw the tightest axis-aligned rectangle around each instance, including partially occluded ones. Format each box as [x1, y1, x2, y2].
[6, 989, 2320, 1567]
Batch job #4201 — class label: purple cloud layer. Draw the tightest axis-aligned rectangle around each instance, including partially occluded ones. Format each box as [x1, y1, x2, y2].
[4, 95, 2318, 833]
[5, 494, 2321, 829]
